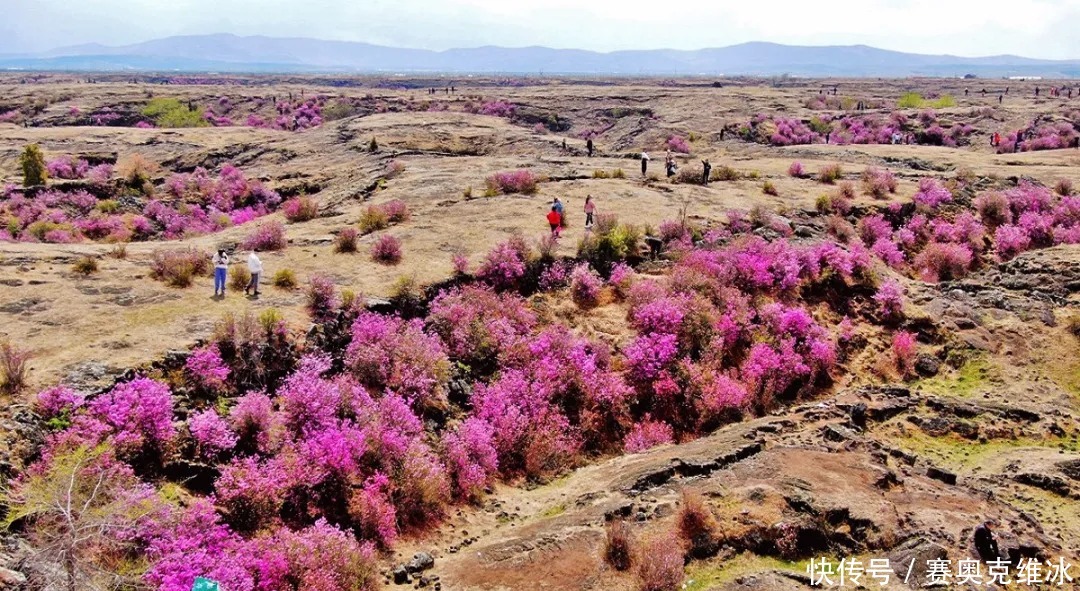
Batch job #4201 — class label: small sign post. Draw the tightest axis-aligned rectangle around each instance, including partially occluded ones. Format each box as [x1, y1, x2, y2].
[192, 577, 220, 591]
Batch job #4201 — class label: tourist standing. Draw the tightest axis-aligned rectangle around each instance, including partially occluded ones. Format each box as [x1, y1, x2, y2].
[584, 195, 596, 229]
[641, 150, 650, 176]
[245, 251, 263, 297]
[547, 206, 562, 237]
[213, 249, 229, 297]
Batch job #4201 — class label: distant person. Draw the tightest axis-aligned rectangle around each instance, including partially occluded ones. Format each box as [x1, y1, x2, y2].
[562, 138, 568, 151]
[665, 154, 676, 178]
[973, 521, 1000, 562]
[965, 89, 969, 96]
[245, 251, 262, 297]
[553, 197, 565, 229]
[1015, 129, 1024, 153]
[587, 137, 594, 157]
[999, 94, 1003, 104]
[584, 195, 596, 228]
[825, 131, 832, 144]
[720, 127, 726, 140]
[641, 150, 650, 176]
[547, 206, 562, 237]
[213, 249, 229, 297]
[702, 159, 712, 185]
[1035, 87, 1040, 96]
[644, 234, 663, 259]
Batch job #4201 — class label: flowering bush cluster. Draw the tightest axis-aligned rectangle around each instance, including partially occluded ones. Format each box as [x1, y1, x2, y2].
[30, 166, 1080, 589]
[184, 344, 229, 390]
[484, 169, 539, 195]
[740, 111, 974, 147]
[838, 177, 1080, 280]
[665, 135, 691, 154]
[0, 162, 281, 244]
[371, 234, 403, 264]
[997, 121, 1079, 153]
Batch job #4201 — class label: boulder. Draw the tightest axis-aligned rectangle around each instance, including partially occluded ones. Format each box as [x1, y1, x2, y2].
[888, 538, 949, 589]
[406, 552, 435, 573]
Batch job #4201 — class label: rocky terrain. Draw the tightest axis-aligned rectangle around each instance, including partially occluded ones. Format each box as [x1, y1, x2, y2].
[0, 74, 1078, 590]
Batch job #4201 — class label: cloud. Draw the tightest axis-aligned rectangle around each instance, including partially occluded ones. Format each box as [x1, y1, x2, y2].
[2, 0, 1079, 59]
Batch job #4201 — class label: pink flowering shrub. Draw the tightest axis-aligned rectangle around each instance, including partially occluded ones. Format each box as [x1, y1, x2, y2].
[381, 199, 411, 223]
[346, 313, 450, 414]
[665, 135, 691, 154]
[441, 418, 498, 500]
[282, 196, 319, 222]
[861, 167, 897, 198]
[624, 417, 674, 453]
[873, 280, 905, 319]
[32, 385, 85, 421]
[913, 242, 972, 281]
[892, 331, 917, 376]
[185, 344, 230, 392]
[994, 224, 1031, 260]
[913, 178, 953, 209]
[485, 169, 539, 195]
[427, 285, 536, 367]
[569, 264, 603, 309]
[73, 378, 176, 461]
[539, 260, 571, 290]
[188, 409, 237, 460]
[477, 239, 528, 290]
[240, 221, 286, 251]
[451, 253, 469, 275]
[608, 262, 635, 299]
[787, 161, 806, 178]
[976, 192, 1011, 228]
[46, 156, 90, 180]
[477, 100, 516, 118]
[637, 530, 685, 591]
[306, 275, 339, 324]
[371, 234, 402, 264]
[228, 392, 277, 454]
[857, 214, 893, 246]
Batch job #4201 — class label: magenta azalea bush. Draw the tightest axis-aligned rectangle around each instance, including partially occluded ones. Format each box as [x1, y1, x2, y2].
[186, 345, 230, 392]
[240, 221, 287, 251]
[665, 135, 690, 154]
[569, 264, 603, 309]
[370, 234, 402, 264]
[0, 162, 282, 244]
[484, 169, 539, 195]
[22, 160, 1080, 590]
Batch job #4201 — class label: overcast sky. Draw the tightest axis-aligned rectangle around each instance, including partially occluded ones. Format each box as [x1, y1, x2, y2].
[3, 0, 1080, 59]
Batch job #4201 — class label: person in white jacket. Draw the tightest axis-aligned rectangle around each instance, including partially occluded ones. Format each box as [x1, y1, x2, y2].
[245, 252, 263, 297]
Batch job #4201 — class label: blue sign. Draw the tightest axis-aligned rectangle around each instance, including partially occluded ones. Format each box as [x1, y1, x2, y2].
[192, 577, 220, 591]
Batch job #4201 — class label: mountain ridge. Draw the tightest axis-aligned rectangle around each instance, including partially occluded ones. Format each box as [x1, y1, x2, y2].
[5, 33, 1080, 76]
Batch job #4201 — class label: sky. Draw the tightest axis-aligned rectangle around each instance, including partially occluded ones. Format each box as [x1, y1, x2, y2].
[3, 0, 1080, 59]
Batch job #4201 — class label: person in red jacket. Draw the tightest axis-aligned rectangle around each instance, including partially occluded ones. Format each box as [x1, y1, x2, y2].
[547, 206, 562, 237]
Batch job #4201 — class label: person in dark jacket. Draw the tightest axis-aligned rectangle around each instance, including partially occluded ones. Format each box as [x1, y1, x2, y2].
[702, 160, 712, 185]
[973, 521, 1000, 562]
[586, 137, 594, 157]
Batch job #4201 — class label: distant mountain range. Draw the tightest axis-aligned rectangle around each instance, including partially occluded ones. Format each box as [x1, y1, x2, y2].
[2, 34, 1080, 77]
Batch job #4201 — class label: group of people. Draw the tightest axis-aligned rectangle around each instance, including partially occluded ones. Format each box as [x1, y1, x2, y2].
[211, 249, 263, 298]
[546, 196, 597, 238]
